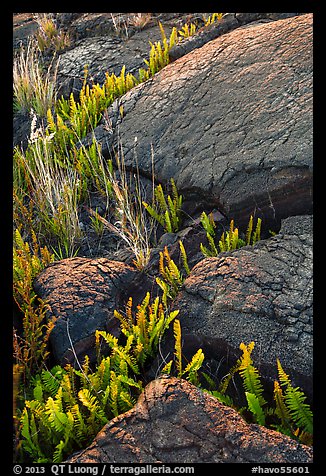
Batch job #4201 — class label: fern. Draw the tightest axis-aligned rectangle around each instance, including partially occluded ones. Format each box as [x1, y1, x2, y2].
[162, 318, 204, 385]
[203, 13, 223, 26]
[252, 218, 262, 244]
[273, 380, 293, 435]
[173, 319, 183, 377]
[183, 348, 205, 386]
[200, 215, 262, 257]
[238, 342, 267, 408]
[156, 246, 187, 303]
[179, 240, 190, 276]
[206, 390, 235, 408]
[245, 392, 266, 426]
[277, 360, 313, 435]
[41, 366, 65, 397]
[143, 179, 183, 232]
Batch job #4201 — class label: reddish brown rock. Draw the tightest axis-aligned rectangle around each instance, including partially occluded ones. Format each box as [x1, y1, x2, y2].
[66, 376, 313, 463]
[33, 257, 151, 365]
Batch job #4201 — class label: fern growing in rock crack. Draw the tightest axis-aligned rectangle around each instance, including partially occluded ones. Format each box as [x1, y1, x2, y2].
[142, 178, 183, 233]
[156, 242, 190, 306]
[205, 341, 313, 445]
[161, 319, 204, 386]
[104, 292, 179, 368]
[238, 342, 267, 422]
[276, 359, 313, 441]
[200, 214, 262, 257]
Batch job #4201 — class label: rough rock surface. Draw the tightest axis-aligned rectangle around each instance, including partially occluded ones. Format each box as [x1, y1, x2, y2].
[98, 14, 312, 230]
[171, 215, 313, 400]
[169, 13, 303, 62]
[55, 14, 201, 98]
[66, 376, 313, 463]
[33, 257, 149, 365]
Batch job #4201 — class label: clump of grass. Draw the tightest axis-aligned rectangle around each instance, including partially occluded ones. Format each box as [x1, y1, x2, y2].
[128, 13, 152, 30]
[34, 14, 70, 53]
[96, 142, 157, 270]
[13, 38, 59, 117]
[14, 117, 83, 259]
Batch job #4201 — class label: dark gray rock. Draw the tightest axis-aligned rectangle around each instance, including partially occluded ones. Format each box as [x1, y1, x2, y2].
[172, 215, 313, 400]
[33, 257, 151, 366]
[66, 376, 313, 463]
[55, 14, 203, 98]
[97, 14, 312, 231]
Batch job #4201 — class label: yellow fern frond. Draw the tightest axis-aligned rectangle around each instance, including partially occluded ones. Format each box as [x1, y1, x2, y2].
[173, 319, 182, 376]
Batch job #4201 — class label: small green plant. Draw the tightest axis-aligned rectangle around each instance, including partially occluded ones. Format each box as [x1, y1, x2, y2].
[162, 319, 205, 386]
[200, 214, 262, 257]
[15, 126, 83, 259]
[13, 229, 55, 385]
[106, 146, 157, 270]
[200, 212, 218, 256]
[156, 243, 190, 306]
[107, 292, 179, 368]
[203, 13, 224, 26]
[19, 355, 142, 463]
[89, 208, 105, 236]
[143, 178, 183, 233]
[178, 22, 197, 39]
[143, 22, 178, 76]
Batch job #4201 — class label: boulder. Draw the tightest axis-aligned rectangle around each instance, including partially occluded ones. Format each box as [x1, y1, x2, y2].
[171, 215, 313, 400]
[66, 376, 313, 463]
[98, 14, 312, 231]
[33, 257, 151, 366]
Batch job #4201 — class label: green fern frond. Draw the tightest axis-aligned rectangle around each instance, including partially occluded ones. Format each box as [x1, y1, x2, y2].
[45, 397, 68, 434]
[201, 372, 216, 390]
[164, 209, 173, 233]
[117, 374, 143, 391]
[200, 211, 216, 236]
[252, 218, 262, 244]
[179, 240, 190, 276]
[273, 380, 292, 433]
[183, 348, 204, 386]
[184, 349, 204, 375]
[161, 360, 173, 375]
[245, 391, 266, 426]
[277, 360, 313, 435]
[238, 342, 267, 408]
[245, 215, 253, 245]
[207, 389, 235, 407]
[21, 408, 45, 460]
[41, 366, 64, 397]
[173, 319, 183, 377]
[109, 371, 119, 417]
[142, 201, 165, 228]
[118, 390, 136, 413]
